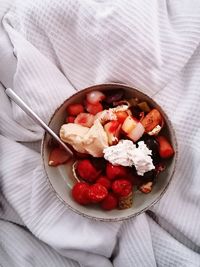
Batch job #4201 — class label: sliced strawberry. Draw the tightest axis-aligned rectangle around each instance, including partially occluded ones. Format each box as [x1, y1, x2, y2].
[101, 193, 118, 210]
[66, 116, 75, 123]
[156, 136, 174, 159]
[115, 111, 128, 124]
[85, 101, 103, 115]
[106, 163, 128, 180]
[96, 176, 111, 189]
[74, 113, 95, 127]
[88, 183, 108, 203]
[48, 147, 70, 166]
[76, 159, 101, 182]
[111, 179, 133, 197]
[72, 182, 90, 205]
[67, 104, 84, 116]
[104, 121, 121, 145]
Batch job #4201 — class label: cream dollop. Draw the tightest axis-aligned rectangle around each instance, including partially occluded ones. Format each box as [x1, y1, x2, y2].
[60, 120, 108, 157]
[103, 140, 155, 176]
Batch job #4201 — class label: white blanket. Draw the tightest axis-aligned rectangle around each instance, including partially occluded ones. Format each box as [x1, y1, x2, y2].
[1, 0, 200, 266]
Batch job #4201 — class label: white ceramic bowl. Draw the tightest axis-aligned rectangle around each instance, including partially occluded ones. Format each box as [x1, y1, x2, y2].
[41, 83, 178, 221]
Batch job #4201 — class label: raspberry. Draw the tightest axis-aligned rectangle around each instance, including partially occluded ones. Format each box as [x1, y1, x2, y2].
[88, 183, 108, 203]
[76, 159, 101, 182]
[106, 163, 128, 180]
[112, 179, 133, 197]
[96, 176, 111, 189]
[101, 193, 118, 211]
[72, 182, 90, 205]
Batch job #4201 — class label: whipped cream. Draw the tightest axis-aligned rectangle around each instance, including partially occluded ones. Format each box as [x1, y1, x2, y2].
[103, 140, 155, 176]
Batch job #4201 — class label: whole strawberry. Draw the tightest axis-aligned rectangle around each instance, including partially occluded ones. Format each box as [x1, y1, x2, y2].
[106, 162, 128, 180]
[72, 182, 90, 205]
[76, 159, 101, 182]
[112, 179, 133, 197]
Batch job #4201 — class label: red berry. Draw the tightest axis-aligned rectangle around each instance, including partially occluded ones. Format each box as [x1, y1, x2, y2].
[106, 163, 128, 180]
[72, 182, 90, 205]
[101, 193, 118, 210]
[96, 176, 111, 189]
[88, 183, 108, 203]
[76, 159, 101, 182]
[67, 104, 84, 116]
[156, 136, 174, 159]
[112, 179, 133, 197]
[66, 116, 75, 123]
[85, 101, 103, 115]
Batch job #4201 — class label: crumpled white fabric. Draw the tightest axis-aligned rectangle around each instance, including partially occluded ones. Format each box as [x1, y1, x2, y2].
[1, 0, 200, 266]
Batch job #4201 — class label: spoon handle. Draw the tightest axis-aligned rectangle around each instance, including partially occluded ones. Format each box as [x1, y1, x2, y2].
[5, 88, 73, 157]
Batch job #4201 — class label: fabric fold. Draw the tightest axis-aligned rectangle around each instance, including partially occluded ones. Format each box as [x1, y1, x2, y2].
[1, 0, 200, 266]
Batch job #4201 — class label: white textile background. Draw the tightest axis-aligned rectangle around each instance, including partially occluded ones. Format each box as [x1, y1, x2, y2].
[0, 0, 200, 266]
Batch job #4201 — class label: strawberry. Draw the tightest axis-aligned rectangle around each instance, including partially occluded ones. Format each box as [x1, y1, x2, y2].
[48, 147, 70, 166]
[76, 159, 101, 182]
[156, 136, 174, 159]
[66, 116, 75, 123]
[88, 183, 108, 203]
[72, 182, 90, 205]
[111, 179, 133, 197]
[106, 163, 128, 180]
[101, 193, 118, 210]
[85, 101, 103, 115]
[96, 176, 111, 189]
[115, 111, 128, 124]
[67, 104, 84, 116]
[104, 121, 122, 145]
[74, 113, 95, 127]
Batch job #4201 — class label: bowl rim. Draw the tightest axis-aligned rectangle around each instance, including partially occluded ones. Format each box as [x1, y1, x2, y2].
[41, 83, 178, 222]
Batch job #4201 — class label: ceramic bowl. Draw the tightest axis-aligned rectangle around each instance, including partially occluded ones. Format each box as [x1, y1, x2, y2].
[41, 83, 178, 221]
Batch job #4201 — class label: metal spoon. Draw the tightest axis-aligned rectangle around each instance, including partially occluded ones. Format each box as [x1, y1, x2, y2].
[5, 88, 73, 157]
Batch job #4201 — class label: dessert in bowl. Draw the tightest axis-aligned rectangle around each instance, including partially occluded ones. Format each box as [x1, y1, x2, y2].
[42, 83, 177, 221]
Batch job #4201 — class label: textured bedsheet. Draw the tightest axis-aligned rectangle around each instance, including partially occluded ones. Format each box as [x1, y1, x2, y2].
[0, 1, 200, 266]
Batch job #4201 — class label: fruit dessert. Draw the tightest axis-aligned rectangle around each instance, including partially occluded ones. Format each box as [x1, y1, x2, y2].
[48, 88, 174, 211]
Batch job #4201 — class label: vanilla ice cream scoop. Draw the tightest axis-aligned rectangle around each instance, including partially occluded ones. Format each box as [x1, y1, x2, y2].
[82, 120, 109, 157]
[60, 120, 109, 157]
[60, 123, 89, 153]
